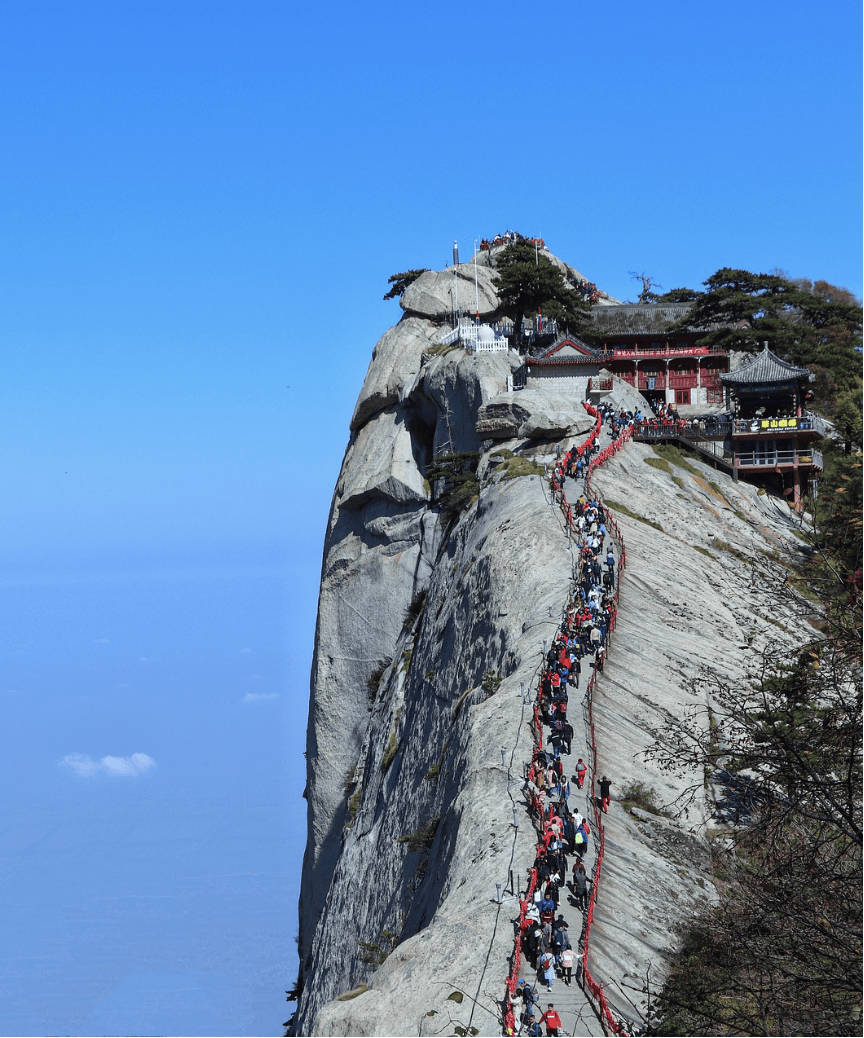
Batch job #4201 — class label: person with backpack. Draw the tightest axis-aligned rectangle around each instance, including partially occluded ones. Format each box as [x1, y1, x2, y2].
[538, 950, 555, 990]
[574, 758, 587, 789]
[572, 860, 588, 910]
[575, 819, 590, 857]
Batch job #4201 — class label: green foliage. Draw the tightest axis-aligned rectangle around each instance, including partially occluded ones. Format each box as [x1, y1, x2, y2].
[675, 268, 862, 417]
[500, 455, 545, 480]
[403, 590, 427, 630]
[620, 781, 662, 815]
[347, 788, 362, 824]
[400, 648, 413, 673]
[656, 286, 701, 303]
[358, 930, 399, 967]
[710, 539, 749, 564]
[693, 545, 717, 561]
[644, 455, 673, 475]
[427, 451, 481, 526]
[603, 498, 664, 532]
[805, 445, 862, 608]
[490, 447, 514, 459]
[481, 670, 503, 694]
[652, 443, 703, 478]
[382, 731, 399, 771]
[366, 658, 392, 702]
[397, 817, 440, 851]
[383, 268, 429, 300]
[336, 983, 367, 1001]
[424, 740, 449, 782]
[492, 241, 591, 343]
[382, 707, 402, 772]
[831, 377, 863, 450]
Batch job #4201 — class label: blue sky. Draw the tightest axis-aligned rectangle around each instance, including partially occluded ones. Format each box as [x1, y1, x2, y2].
[0, 1, 860, 1035]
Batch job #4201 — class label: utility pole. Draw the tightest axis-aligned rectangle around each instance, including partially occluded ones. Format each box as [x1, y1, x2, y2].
[474, 238, 479, 325]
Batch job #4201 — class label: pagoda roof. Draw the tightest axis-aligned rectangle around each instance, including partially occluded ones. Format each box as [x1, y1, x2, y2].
[529, 336, 605, 365]
[720, 344, 812, 386]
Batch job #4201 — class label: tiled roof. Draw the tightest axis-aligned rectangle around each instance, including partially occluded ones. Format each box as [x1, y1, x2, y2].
[720, 344, 812, 385]
[589, 304, 694, 336]
[529, 336, 605, 366]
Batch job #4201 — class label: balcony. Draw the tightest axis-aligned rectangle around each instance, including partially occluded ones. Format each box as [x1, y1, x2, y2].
[700, 373, 724, 389]
[668, 374, 697, 389]
[735, 449, 823, 469]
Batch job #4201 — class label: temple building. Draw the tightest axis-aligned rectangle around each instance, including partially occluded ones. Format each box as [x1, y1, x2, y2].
[524, 304, 731, 411]
[720, 344, 826, 510]
[588, 304, 730, 410]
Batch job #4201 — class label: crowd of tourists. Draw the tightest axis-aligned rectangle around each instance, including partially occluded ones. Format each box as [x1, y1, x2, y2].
[506, 406, 632, 1037]
[479, 231, 545, 250]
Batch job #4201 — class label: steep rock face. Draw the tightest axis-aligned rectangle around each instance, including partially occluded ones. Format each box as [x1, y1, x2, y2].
[297, 271, 808, 1036]
[300, 318, 521, 984]
[568, 445, 806, 1021]
[350, 317, 436, 433]
[298, 472, 574, 1035]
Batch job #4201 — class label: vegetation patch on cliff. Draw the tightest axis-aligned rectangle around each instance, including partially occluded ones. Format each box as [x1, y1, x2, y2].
[366, 658, 392, 703]
[604, 498, 664, 532]
[397, 817, 440, 851]
[500, 455, 545, 480]
[427, 451, 481, 526]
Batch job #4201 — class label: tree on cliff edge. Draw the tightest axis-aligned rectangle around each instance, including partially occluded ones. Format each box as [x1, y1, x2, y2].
[383, 268, 429, 300]
[492, 242, 591, 345]
[673, 268, 862, 418]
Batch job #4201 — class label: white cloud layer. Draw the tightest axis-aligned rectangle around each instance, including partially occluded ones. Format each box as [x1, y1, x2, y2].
[59, 752, 155, 777]
[241, 692, 278, 703]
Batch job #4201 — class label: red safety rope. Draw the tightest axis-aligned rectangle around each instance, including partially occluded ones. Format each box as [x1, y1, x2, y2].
[504, 407, 633, 1036]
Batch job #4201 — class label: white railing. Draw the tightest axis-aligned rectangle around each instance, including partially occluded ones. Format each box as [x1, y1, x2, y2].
[804, 412, 832, 437]
[472, 337, 510, 352]
[736, 450, 824, 468]
[439, 318, 510, 352]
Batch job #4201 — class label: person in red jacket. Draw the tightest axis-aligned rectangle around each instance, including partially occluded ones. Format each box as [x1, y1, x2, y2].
[539, 1003, 562, 1036]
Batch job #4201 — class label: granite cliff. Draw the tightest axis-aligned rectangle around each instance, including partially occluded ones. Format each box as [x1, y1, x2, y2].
[292, 256, 808, 1036]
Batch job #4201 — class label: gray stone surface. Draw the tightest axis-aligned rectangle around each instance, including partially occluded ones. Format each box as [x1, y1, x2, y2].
[351, 317, 438, 432]
[299, 472, 578, 1036]
[400, 264, 500, 321]
[589, 373, 651, 415]
[477, 389, 597, 441]
[297, 265, 810, 1037]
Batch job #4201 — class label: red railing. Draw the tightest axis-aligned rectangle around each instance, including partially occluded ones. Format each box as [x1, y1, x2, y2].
[503, 407, 632, 1037]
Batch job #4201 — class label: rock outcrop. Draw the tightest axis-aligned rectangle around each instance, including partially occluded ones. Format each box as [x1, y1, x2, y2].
[476, 389, 597, 441]
[295, 258, 808, 1036]
[400, 264, 500, 321]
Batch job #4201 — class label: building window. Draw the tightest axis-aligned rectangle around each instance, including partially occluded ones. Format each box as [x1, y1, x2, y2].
[675, 389, 691, 405]
[706, 388, 723, 404]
